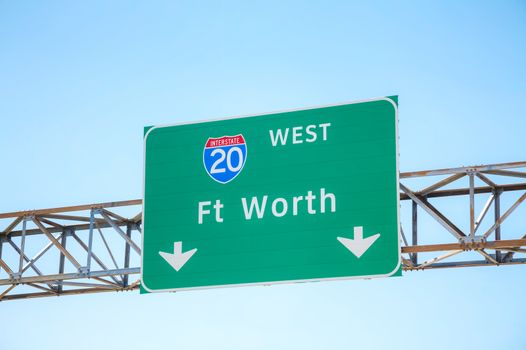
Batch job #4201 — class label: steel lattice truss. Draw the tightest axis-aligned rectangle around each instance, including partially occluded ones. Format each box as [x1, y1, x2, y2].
[1, 161, 525, 301]
[399, 161, 526, 270]
[0, 200, 142, 301]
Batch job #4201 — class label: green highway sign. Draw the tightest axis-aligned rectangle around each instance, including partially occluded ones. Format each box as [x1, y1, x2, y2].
[141, 97, 400, 293]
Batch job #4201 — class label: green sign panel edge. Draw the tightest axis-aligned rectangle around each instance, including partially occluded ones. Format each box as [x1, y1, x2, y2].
[141, 96, 401, 293]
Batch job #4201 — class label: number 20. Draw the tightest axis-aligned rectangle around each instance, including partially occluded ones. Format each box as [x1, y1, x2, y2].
[210, 147, 244, 174]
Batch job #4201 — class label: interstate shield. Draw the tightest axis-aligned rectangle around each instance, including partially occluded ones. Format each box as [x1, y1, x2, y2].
[203, 135, 247, 184]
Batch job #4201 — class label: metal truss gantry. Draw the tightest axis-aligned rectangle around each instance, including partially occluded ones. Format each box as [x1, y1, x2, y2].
[1, 161, 525, 301]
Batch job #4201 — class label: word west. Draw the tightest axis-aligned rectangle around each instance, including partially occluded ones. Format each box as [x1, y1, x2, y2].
[269, 122, 331, 146]
[198, 188, 336, 224]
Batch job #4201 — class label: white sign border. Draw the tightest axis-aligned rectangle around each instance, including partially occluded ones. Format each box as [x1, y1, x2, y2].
[141, 96, 401, 293]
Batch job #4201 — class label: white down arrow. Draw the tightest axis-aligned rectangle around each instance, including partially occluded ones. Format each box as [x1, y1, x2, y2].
[337, 226, 380, 258]
[159, 242, 197, 272]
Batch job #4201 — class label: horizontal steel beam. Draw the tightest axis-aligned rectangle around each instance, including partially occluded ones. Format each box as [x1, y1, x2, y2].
[0, 284, 140, 301]
[400, 161, 526, 178]
[400, 183, 526, 200]
[405, 258, 526, 270]
[0, 199, 142, 220]
[4, 218, 135, 238]
[0, 267, 140, 286]
[402, 239, 526, 253]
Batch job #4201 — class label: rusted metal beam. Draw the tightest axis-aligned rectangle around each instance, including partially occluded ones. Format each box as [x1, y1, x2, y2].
[417, 250, 463, 269]
[32, 217, 82, 270]
[420, 173, 465, 195]
[99, 212, 141, 255]
[482, 192, 526, 239]
[100, 209, 127, 223]
[402, 238, 526, 253]
[4, 218, 133, 238]
[474, 193, 494, 233]
[399, 183, 526, 200]
[0, 283, 140, 301]
[40, 213, 107, 223]
[70, 232, 122, 285]
[502, 232, 526, 263]
[476, 173, 497, 188]
[400, 161, 526, 178]
[2, 217, 23, 235]
[400, 183, 466, 239]
[0, 258, 14, 276]
[0, 267, 140, 286]
[483, 169, 526, 179]
[403, 258, 526, 270]
[0, 199, 142, 219]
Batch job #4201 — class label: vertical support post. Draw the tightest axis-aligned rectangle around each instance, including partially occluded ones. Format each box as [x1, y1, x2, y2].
[469, 173, 475, 237]
[494, 189, 501, 263]
[123, 223, 132, 287]
[18, 217, 27, 275]
[411, 200, 418, 265]
[86, 209, 95, 274]
[58, 229, 68, 293]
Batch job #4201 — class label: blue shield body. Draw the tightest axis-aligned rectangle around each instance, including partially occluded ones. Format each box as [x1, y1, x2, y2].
[203, 135, 247, 184]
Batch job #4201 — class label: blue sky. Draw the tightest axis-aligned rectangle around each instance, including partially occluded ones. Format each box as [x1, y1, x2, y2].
[1, 1, 525, 349]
